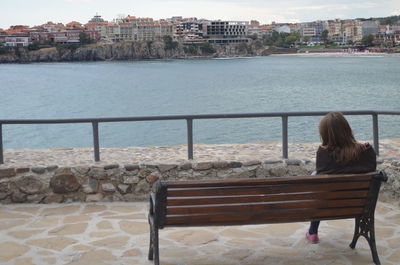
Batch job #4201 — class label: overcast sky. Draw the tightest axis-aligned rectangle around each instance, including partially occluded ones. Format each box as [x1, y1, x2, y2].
[1, 0, 399, 29]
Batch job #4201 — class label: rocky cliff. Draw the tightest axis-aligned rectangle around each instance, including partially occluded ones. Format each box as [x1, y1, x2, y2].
[0, 41, 297, 63]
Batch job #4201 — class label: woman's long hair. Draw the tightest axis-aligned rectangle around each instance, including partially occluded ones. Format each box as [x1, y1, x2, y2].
[319, 112, 366, 164]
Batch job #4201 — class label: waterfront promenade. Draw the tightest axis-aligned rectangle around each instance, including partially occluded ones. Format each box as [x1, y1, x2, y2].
[0, 139, 399, 264]
[1, 138, 399, 167]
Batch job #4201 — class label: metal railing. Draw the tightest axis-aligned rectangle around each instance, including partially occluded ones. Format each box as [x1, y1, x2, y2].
[0, 110, 399, 164]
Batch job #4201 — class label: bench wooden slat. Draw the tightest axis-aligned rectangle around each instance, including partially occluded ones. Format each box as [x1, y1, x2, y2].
[167, 190, 369, 206]
[165, 207, 364, 226]
[166, 198, 366, 215]
[164, 173, 375, 188]
[167, 181, 370, 197]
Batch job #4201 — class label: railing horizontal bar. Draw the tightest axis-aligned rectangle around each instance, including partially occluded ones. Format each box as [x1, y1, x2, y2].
[0, 110, 399, 124]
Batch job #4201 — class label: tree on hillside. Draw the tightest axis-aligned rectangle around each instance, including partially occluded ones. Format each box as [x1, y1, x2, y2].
[0, 43, 6, 55]
[362, 34, 374, 47]
[79, 32, 93, 45]
[321, 30, 329, 47]
[199, 42, 216, 54]
[162, 35, 178, 50]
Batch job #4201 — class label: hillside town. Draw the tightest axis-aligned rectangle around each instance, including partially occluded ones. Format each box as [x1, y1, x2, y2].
[1, 14, 400, 49]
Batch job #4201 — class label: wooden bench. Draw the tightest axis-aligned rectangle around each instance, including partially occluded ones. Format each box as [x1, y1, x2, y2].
[148, 171, 387, 265]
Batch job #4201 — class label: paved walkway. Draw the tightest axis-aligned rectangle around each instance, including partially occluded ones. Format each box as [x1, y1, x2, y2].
[0, 201, 399, 265]
[1, 138, 400, 167]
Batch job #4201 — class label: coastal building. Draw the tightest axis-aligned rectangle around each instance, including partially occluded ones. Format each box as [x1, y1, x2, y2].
[4, 34, 30, 47]
[175, 19, 206, 40]
[297, 21, 324, 42]
[362, 20, 379, 36]
[205, 20, 249, 44]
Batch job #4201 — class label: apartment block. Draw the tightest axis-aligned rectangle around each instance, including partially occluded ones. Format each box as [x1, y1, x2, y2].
[206, 21, 249, 44]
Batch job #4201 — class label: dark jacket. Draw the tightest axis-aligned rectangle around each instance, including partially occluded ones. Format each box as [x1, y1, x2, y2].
[316, 143, 377, 174]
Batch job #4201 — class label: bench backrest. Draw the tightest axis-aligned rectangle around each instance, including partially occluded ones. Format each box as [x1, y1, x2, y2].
[153, 172, 387, 228]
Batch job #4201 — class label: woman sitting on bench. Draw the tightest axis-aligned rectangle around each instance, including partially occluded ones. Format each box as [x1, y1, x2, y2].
[306, 112, 377, 244]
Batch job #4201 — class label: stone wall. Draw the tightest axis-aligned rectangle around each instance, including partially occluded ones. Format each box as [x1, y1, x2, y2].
[0, 158, 398, 204]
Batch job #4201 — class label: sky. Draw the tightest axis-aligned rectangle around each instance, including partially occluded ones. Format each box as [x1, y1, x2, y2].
[1, 0, 399, 29]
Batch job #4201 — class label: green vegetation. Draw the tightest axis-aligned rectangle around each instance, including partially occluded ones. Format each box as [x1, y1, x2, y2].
[0, 43, 6, 55]
[199, 42, 216, 54]
[377, 15, 400, 25]
[162, 35, 178, 50]
[263, 31, 300, 48]
[79, 32, 94, 45]
[28, 41, 40, 51]
[183, 45, 198, 55]
[361, 34, 374, 47]
[321, 30, 329, 47]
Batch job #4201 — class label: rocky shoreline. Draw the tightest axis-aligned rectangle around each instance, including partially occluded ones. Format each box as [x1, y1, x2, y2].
[0, 41, 297, 63]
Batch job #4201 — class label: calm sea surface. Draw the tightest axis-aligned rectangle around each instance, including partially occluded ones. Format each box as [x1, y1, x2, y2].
[0, 55, 399, 149]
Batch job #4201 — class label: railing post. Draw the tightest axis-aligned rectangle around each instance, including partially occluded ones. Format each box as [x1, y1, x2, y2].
[0, 124, 3, 164]
[282, 116, 288, 159]
[186, 119, 193, 160]
[372, 114, 379, 156]
[92, 122, 100, 162]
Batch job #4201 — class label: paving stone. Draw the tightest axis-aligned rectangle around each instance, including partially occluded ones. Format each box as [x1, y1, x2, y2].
[64, 215, 92, 223]
[119, 221, 149, 235]
[8, 229, 45, 239]
[110, 205, 140, 213]
[123, 249, 142, 257]
[89, 232, 117, 238]
[0, 242, 29, 262]
[167, 230, 217, 246]
[0, 220, 29, 230]
[29, 217, 59, 228]
[82, 204, 107, 213]
[0, 212, 31, 219]
[90, 236, 129, 248]
[96, 220, 113, 230]
[49, 223, 88, 235]
[27, 237, 77, 251]
[14, 258, 35, 265]
[41, 205, 80, 216]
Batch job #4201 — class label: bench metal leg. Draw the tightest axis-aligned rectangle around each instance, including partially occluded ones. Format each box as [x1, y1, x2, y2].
[148, 221, 154, 260]
[349, 216, 381, 265]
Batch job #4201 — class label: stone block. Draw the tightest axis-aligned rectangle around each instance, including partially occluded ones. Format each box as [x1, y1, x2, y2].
[102, 183, 116, 192]
[255, 167, 270, 178]
[16, 176, 45, 195]
[157, 164, 177, 173]
[243, 160, 261, 166]
[122, 175, 140, 184]
[16, 168, 30, 174]
[46, 165, 58, 171]
[82, 178, 99, 194]
[26, 194, 46, 203]
[117, 184, 131, 194]
[134, 180, 151, 194]
[50, 174, 80, 194]
[54, 167, 72, 176]
[86, 193, 104, 202]
[229, 162, 243, 168]
[0, 192, 10, 200]
[11, 191, 27, 203]
[270, 166, 288, 177]
[104, 164, 119, 170]
[74, 166, 90, 175]
[88, 167, 107, 180]
[264, 160, 282, 164]
[0, 168, 16, 178]
[192, 162, 213, 171]
[213, 161, 229, 169]
[178, 162, 192, 170]
[31, 167, 46, 174]
[124, 164, 139, 171]
[43, 194, 64, 204]
[285, 159, 302, 166]
[146, 175, 159, 184]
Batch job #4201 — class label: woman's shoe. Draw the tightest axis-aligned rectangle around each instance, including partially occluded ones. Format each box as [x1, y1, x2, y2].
[306, 232, 320, 244]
